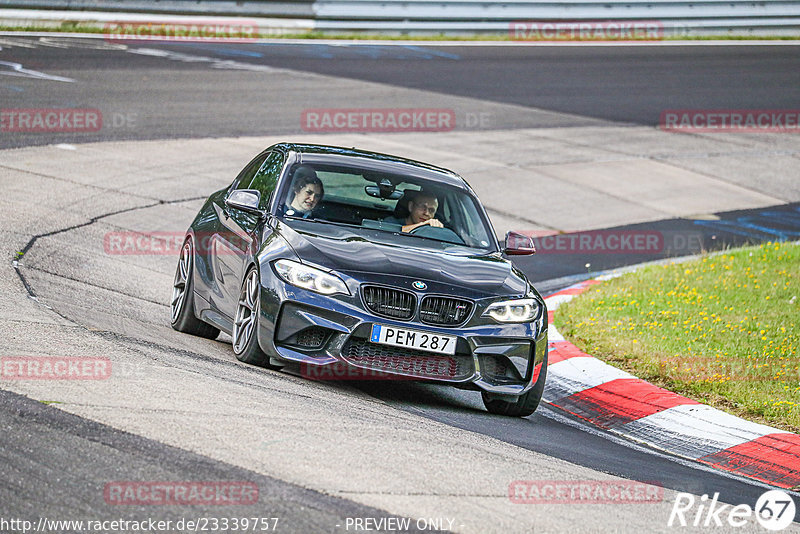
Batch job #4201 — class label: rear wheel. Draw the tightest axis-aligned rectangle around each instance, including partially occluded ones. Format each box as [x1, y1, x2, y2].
[171, 239, 220, 339]
[232, 267, 274, 367]
[482, 358, 548, 417]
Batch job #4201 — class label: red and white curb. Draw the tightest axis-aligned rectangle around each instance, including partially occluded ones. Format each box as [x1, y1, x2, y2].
[543, 279, 800, 490]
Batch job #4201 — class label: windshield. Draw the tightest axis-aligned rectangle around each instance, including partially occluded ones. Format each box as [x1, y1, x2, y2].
[277, 162, 497, 252]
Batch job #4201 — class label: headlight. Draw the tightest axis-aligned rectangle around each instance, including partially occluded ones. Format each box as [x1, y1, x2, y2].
[483, 298, 541, 323]
[273, 259, 350, 296]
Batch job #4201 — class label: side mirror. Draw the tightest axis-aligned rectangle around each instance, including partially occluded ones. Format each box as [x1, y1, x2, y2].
[504, 231, 536, 255]
[225, 189, 263, 215]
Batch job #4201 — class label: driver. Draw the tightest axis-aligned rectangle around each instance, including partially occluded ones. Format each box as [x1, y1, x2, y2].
[385, 190, 443, 233]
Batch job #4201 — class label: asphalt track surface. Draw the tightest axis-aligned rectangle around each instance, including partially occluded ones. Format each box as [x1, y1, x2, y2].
[6, 38, 797, 281]
[1, 38, 800, 148]
[0, 388, 422, 533]
[1, 36, 800, 532]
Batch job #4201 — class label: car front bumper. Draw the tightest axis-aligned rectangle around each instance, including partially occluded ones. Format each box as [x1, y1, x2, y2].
[259, 291, 548, 396]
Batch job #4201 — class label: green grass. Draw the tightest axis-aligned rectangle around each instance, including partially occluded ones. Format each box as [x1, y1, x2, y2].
[1, 23, 798, 41]
[556, 241, 800, 433]
[0, 24, 503, 40]
[0, 23, 105, 34]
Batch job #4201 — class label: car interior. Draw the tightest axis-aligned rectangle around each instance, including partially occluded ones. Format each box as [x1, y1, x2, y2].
[281, 164, 493, 249]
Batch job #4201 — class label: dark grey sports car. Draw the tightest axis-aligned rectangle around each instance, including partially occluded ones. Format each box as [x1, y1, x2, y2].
[171, 143, 548, 416]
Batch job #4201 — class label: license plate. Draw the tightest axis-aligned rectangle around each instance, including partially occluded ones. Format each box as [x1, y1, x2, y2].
[369, 324, 456, 355]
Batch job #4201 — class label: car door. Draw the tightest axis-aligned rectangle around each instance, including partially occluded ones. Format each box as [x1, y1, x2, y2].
[214, 151, 285, 320]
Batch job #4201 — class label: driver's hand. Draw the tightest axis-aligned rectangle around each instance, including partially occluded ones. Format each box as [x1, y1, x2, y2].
[425, 218, 443, 228]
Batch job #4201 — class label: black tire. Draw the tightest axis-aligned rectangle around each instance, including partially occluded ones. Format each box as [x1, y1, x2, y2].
[231, 267, 275, 367]
[482, 355, 548, 417]
[171, 238, 220, 340]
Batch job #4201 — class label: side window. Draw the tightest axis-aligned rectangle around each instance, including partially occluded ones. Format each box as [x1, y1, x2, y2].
[249, 151, 284, 208]
[232, 152, 271, 192]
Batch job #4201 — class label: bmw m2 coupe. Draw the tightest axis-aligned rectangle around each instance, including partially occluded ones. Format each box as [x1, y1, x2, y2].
[171, 143, 547, 416]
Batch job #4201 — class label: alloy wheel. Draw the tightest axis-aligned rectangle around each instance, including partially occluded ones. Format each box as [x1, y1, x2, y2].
[171, 241, 192, 323]
[233, 269, 259, 354]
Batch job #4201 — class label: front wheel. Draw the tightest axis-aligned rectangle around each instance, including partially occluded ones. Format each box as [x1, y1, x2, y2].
[482, 358, 548, 417]
[171, 239, 220, 339]
[232, 267, 275, 367]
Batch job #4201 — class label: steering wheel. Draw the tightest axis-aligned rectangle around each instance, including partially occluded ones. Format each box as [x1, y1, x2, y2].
[409, 224, 465, 245]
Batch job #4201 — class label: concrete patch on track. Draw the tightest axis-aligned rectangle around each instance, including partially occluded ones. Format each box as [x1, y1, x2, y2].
[1, 130, 798, 532]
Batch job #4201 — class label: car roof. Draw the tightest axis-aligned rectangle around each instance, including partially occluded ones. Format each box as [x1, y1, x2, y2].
[269, 142, 470, 190]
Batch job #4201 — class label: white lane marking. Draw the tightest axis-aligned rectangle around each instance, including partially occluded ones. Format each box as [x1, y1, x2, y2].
[126, 47, 283, 73]
[547, 356, 637, 396]
[55, 144, 77, 150]
[0, 36, 126, 50]
[547, 324, 565, 342]
[38, 37, 127, 50]
[0, 60, 74, 82]
[543, 293, 575, 310]
[0, 37, 39, 48]
[545, 285, 583, 341]
[619, 404, 790, 459]
[255, 39, 800, 47]
[595, 272, 624, 281]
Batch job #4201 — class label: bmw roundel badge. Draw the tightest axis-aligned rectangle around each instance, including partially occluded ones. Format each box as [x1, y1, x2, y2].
[413, 281, 427, 290]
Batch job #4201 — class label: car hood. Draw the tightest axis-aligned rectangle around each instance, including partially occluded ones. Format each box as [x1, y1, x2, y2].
[275, 221, 529, 298]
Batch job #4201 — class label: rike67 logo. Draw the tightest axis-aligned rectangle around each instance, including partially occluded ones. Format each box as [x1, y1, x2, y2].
[668, 489, 796, 531]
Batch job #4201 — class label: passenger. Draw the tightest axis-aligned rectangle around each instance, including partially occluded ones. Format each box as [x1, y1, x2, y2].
[385, 190, 444, 233]
[284, 166, 324, 218]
